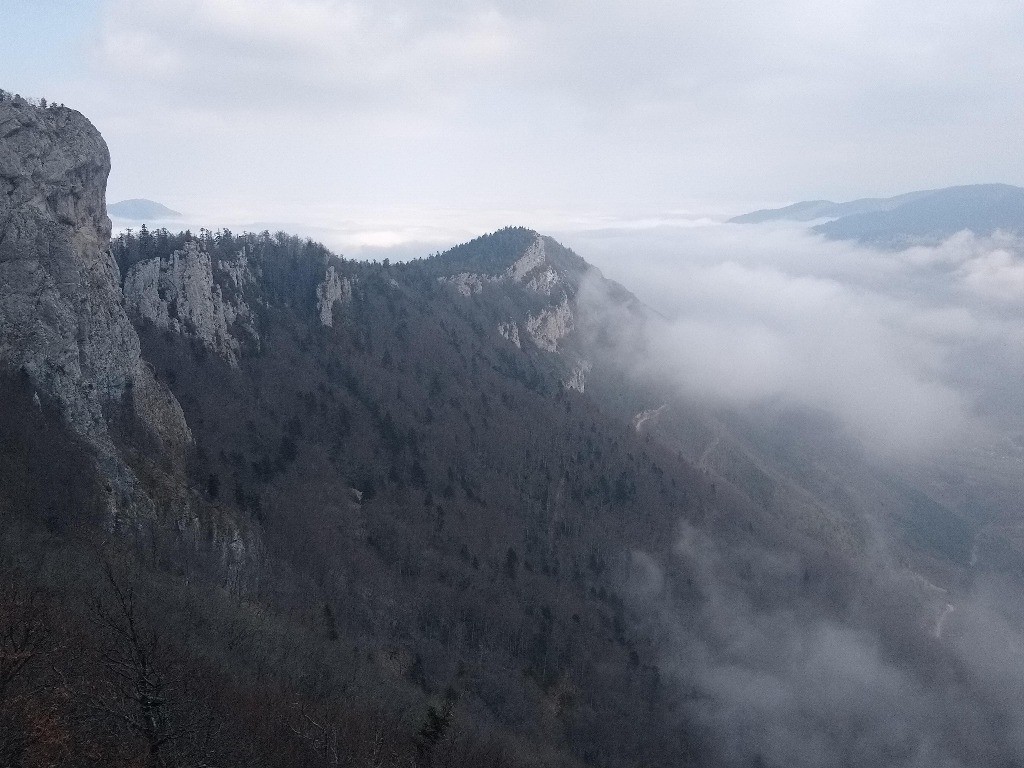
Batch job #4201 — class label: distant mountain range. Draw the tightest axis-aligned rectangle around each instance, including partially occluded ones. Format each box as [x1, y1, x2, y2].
[730, 183, 1024, 246]
[108, 197, 181, 220]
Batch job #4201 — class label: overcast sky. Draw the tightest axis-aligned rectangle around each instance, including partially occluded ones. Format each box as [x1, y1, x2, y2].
[3, 0, 1024, 245]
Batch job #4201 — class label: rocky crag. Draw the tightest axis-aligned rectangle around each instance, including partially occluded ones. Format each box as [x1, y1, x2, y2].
[0, 95, 241, 556]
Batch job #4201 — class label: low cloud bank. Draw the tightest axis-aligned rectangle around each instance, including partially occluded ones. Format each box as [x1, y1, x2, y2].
[568, 222, 1024, 459]
[576, 221, 1024, 766]
[628, 525, 1024, 768]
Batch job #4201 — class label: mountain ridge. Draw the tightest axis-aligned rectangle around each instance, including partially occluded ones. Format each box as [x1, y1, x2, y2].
[730, 183, 1024, 246]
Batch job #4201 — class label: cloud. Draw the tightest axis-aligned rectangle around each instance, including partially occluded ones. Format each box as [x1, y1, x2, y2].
[99, 0, 518, 111]
[632, 523, 1024, 768]
[569, 222, 1024, 458]
[81, 0, 1024, 212]
[960, 248, 1024, 303]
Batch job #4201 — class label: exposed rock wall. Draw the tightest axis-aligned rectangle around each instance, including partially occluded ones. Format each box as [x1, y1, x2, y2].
[505, 237, 562, 295]
[316, 264, 354, 326]
[525, 296, 574, 352]
[442, 271, 489, 296]
[0, 96, 191, 522]
[124, 242, 257, 364]
[498, 321, 521, 348]
[440, 234, 581, 352]
[564, 360, 592, 393]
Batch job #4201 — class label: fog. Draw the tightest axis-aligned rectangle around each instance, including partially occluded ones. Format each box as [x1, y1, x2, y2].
[627, 524, 1024, 768]
[567, 222, 1024, 460]
[571, 221, 1024, 766]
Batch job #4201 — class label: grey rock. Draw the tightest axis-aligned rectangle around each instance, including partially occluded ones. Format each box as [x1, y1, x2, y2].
[497, 321, 521, 348]
[124, 242, 257, 364]
[564, 360, 592, 393]
[525, 295, 574, 352]
[0, 97, 192, 525]
[316, 264, 354, 327]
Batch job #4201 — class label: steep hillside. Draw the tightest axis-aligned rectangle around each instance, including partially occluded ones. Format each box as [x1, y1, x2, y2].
[104, 222, 1015, 767]
[0, 107, 727, 762]
[106, 224, 717, 764]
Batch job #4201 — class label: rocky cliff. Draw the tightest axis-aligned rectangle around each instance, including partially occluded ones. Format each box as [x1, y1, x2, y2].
[0, 95, 191, 525]
[430, 229, 648, 394]
[123, 241, 259, 365]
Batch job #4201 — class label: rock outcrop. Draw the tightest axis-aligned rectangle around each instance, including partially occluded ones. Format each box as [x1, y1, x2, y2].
[564, 360, 592, 393]
[440, 234, 577, 302]
[0, 95, 191, 523]
[316, 264, 354, 327]
[124, 242, 257, 364]
[498, 320, 521, 348]
[438, 232, 586, 352]
[432, 229, 640, 396]
[525, 295, 574, 352]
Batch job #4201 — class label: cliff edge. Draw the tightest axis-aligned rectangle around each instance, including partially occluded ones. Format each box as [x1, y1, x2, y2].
[0, 94, 191, 524]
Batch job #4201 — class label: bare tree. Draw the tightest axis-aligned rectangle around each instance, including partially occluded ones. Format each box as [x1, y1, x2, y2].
[0, 570, 49, 764]
[89, 562, 179, 768]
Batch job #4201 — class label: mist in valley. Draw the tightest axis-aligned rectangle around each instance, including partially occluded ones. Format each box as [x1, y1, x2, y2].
[563, 220, 1024, 767]
[568, 221, 1023, 458]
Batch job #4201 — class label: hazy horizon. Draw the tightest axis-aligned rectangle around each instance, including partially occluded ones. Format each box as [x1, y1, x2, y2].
[5, 0, 1024, 231]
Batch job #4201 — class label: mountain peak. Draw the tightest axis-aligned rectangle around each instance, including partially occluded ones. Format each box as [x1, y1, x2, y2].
[108, 198, 182, 220]
[429, 227, 587, 279]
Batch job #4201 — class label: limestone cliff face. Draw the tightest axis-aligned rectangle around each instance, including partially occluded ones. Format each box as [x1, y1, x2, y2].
[524, 295, 574, 352]
[0, 95, 191, 522]
[437, 231, 598, 392]
[124, 242, 258, 365]
[316, 264, 354, 327]
[120, 243, 354, 358]
[439, 233, 580, 351]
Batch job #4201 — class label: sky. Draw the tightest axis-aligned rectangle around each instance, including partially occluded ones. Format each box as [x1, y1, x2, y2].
[574, 223, 1024, 465]
[3, 0, 1024, 251]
